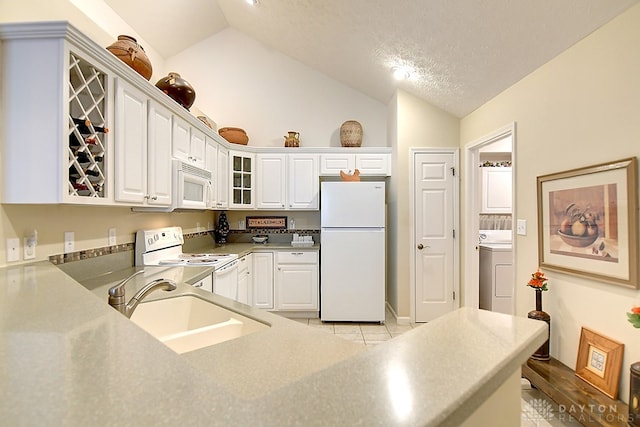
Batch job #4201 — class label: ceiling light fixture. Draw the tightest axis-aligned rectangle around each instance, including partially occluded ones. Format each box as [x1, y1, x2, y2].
[246, 0, 258, 5]
[392, 66, 410, 81]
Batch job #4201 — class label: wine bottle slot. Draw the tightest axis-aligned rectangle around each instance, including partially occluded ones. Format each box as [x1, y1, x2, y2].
[71, 117, 106, 134]
[71, 181, 103, 192]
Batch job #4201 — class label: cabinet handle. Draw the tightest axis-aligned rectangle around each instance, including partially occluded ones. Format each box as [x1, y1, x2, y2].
[150, 195, 158, 200]
[144, 194, 150, 199]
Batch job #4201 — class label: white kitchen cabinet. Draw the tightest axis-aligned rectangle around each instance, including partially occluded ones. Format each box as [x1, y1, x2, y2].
[229, 150, 255, 209]
[319, 152, 391, 176]
[206, 138, 218, 207]
[189, 274, 213, 293]
[1, 23, 115, 204]
[256, 154, 287, 209]
[288, 154, 319, 209]
[256, 153, 318, 210]
[172, 116, 206, 168]
[237, 253, 253, 305]
[276, 251, 319, 311]
[216, 146, 229, 209]
[114, 80, 172, 206]
[481, 167, 512, 213]
[319, 153, 356, 175]
[145, 100, 173, 206]
[253, 252, 274, 309]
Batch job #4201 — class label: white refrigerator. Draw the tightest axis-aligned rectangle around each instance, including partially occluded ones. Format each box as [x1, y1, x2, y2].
[320, 181, 386, 322]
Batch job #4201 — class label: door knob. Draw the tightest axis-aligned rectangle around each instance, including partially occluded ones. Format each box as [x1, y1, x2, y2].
[417, 244, 424, 250]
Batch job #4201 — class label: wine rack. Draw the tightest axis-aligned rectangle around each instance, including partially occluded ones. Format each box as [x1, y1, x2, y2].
[67, 53, 108, 198]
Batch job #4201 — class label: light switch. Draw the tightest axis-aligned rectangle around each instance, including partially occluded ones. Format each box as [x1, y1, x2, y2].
[6, 238, 20, 262]
[517, 219, 527, 236]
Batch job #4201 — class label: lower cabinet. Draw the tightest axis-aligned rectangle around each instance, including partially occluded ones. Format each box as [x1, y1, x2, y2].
[275, 251, 319, 311]
[252, 252, 274, 309]
[236, 253, 253, 305]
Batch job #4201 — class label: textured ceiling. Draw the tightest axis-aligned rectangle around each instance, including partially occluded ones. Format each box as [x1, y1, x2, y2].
[105, 0, 639, 117]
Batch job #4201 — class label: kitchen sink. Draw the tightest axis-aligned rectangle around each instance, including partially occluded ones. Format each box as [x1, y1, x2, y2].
[130, 295, 269, 354]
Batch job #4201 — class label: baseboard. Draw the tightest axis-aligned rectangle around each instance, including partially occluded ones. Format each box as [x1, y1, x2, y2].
[385, 301, 412, 325]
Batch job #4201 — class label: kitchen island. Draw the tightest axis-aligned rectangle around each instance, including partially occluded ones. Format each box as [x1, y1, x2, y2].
[0, 261, 546, 426]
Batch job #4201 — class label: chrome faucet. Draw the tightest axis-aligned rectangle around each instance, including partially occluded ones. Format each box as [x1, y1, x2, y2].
[108, 270, 177, 318]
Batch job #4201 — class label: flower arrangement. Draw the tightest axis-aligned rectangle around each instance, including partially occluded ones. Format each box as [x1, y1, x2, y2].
[527, 270, 549, 291]
[628, 305, 640, 328]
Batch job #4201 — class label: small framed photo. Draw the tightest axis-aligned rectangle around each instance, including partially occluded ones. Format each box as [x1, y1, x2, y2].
[575, 327, 624, 399]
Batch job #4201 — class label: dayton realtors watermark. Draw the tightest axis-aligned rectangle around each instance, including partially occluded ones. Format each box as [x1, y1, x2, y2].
[557, 403, 630, 424]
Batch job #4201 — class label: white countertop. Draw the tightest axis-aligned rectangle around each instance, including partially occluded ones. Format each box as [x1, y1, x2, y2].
[0, 261, 546, 426]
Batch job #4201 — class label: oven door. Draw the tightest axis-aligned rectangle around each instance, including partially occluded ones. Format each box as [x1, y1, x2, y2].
[174, 160, 212, 210]
[213, 260, 239, 300]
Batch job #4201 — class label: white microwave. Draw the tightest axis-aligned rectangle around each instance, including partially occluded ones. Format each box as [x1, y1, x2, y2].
[172, 160, 213, 210]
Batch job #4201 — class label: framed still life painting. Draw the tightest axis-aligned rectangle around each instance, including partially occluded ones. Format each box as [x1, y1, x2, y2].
[536, 157, 638, 288]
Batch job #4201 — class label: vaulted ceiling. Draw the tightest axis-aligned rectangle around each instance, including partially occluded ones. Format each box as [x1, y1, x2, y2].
[104, 0, 638, 117]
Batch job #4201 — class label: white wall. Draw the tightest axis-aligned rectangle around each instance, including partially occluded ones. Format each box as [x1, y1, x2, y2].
[163, 28, 387, 148]
[388, 90, 459, 318]
[461, 3, 640, 402]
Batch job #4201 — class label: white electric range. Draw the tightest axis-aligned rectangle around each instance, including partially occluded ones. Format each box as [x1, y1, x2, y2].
[135, 227, 238, 294]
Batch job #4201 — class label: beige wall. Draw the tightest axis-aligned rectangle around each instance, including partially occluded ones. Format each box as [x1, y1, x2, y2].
[461, 4, 640, 401]
[388, 90, 459, 318]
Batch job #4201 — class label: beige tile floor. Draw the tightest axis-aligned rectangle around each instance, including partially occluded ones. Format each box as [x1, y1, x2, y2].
[288, 308, 578, 425]
[289, 307, 415, 347]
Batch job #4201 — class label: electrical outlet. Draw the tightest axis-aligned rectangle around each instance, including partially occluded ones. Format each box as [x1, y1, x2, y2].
[517, 219, 527, 236]
[64, 231, 75, 254]
[108, 228, 117, 246]
[6, 238, 20, 262]
[196, 222, 201, 232]
[23, 237, 35, 260]
[23, 229, 37, 260]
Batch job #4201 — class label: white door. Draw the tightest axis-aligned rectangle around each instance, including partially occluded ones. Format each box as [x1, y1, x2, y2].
[414, 151, 457, 322]
[288, 154, 319, 209]
[257, 154, 286, 209]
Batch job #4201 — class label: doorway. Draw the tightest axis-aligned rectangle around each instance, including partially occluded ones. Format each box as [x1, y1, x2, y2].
[410, 148, 460, 323]
[463, 123, 516, 311]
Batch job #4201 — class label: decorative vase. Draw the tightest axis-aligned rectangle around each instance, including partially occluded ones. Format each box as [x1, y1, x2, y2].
[528, 289, 551, 360]
[284, 131, 300, 147]
[630, 362, 640, 427]
[340, 120, 363, 147]
[155, 72, 196, 110]
[215, 212, 230, 244]
[219, 127, 249, 145]
[106, 35, 153, 80]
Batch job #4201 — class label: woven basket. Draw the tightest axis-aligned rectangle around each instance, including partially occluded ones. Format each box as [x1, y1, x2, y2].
[340, 120, 363, 147]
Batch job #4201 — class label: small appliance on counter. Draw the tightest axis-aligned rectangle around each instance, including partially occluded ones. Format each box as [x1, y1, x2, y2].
[291, 233, 313, 247]
[135, 226, 238, 294]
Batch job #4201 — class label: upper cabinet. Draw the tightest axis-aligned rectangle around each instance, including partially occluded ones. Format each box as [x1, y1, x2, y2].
[319, 150, 391, 176]
[0, 22, 392, 209]
[172, 116, 206, 169]
[1, 23, 115, 204]
[256, 153, 319, 210]
[481, 167, 512, 213]
[229, 150, 255, 209]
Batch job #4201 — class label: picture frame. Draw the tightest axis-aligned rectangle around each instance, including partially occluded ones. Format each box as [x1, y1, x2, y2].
[245, 216, 288, 229]
[575, 327, 624, 399]
[536, 157, 638, 288]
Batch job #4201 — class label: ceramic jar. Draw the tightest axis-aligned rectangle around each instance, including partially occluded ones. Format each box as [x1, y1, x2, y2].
[155, 72, 196, 110]
[106, 35, 153, 81]
[340, 120, 363, 147]
[219, 127, 249, 145]
[284, 131, 300, 147]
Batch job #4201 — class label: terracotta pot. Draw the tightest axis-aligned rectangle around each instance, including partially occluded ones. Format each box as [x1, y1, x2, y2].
[340, 120, 363, 147]
[106, 35, 153, 81]
[219, 127, 249, 145]
[155, 72, 196, 110]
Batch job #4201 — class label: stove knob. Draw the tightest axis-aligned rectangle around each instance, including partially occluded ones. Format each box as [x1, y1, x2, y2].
[148, 238, 153, 246]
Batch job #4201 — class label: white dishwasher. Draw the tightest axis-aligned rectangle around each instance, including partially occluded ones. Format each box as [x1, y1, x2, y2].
[213, 259, 239, 300]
